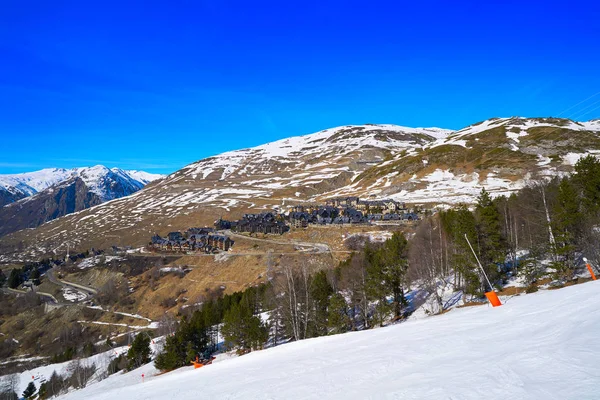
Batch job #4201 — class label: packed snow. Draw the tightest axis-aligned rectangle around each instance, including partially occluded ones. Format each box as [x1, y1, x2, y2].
[77, 256, 124, 269]
[61, 287, 87, 302]
[58, 281, 600, 400]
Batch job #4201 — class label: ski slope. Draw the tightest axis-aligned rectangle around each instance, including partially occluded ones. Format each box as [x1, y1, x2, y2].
[61, 282, 600, 399]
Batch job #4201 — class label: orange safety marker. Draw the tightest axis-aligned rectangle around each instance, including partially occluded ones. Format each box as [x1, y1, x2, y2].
[583, 258, 597, 280]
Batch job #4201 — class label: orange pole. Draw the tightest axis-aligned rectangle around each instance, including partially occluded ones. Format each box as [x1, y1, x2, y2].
[587, 263, 597, 280]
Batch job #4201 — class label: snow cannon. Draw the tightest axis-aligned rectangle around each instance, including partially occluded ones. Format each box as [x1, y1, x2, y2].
[583, 258, 597, 281]
[485, 291, 502, 307]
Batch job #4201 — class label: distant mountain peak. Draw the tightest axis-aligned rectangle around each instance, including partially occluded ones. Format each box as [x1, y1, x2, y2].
[0, 166, 163, 207]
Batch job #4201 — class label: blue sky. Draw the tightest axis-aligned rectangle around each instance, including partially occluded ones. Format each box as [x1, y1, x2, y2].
[1, 0, 599, 175]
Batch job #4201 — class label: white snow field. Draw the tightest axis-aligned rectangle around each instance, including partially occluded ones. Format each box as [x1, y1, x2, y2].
[61, 282, 600, 400]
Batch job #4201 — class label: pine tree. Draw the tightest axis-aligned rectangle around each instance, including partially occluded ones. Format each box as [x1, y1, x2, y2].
[440, 205, 480, 295]
[476, 188, 507, 287]
[30, 267, 41, 286]
[22, 382, 36, 399]
[327, 293, 351, 334]
[574, 155, 600, 215]
[221, 302, 268, 353]
[310, 270, 333, 336]
[127, 332, 151, 370]
[551, 178, 582, 279]
[365, 243, 390, 325]
[380, 232, 409, 319]
[365, 232, 409, 323]
[8, 269, 22, 289]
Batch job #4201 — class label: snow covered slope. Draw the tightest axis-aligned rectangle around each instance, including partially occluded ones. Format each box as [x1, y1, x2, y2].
[0, 166, 163, 206]
[60, 281, 600, 400]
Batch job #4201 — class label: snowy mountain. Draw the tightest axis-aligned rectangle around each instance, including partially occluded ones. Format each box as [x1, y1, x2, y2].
[0, 166, 163, 237]
[56, 281, 600, 399]
[0, 166, 163, 207]
[1, 118, 600, 260]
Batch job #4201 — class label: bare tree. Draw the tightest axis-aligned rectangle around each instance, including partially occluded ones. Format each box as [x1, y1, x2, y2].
[537, 182, 558, 262]
[157, 313, 178, 338]
[273, 264, 315, 341]
[340, 252, 370, 329]
[0, 374, 19, 399]
[68, 358, 96, 389]
[409, 217, 446, 313]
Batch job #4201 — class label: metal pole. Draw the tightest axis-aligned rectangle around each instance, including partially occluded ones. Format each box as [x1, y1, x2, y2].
[464, 234, 494, 292]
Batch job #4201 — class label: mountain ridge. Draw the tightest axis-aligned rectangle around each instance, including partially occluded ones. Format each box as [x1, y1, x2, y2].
[0, 166, 163, 207]
[0, 166, 163, 238]
[1, 117, 599, 262]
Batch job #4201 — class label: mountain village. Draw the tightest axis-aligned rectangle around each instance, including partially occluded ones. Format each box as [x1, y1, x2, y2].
[148, 196, 421, 255]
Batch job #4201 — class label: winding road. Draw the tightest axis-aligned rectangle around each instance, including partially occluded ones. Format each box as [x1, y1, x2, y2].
[45, 267, 98, 302]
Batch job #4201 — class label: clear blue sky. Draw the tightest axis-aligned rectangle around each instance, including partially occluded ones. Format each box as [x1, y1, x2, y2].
[1, 0, 599, 174]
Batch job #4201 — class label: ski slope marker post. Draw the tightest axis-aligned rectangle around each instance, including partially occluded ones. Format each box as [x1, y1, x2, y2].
[142, 373, 145, 383]
[464, 234, 502, 307]
[583, 258, 597, 281]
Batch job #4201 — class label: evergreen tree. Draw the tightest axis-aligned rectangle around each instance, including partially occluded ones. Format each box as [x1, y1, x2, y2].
[365, 243, 391, 325]
[7, 269, 22, 289]
[30, 267, 41, 286]
[221, 302, 268, 353]
[365, 232, 410, 323]
[475, 188, 507, 287]
[380, 232, 409, 319]
[573, 155, 600, 215]
[551, 178, 582, 279]
[155, 310, 211, 371]
[22, 382, 36, 399]
[310, 270, 333, 336]
[440, 205, 480, 295]
[327, 293, 351, 334]
[127, 332, 151, 370]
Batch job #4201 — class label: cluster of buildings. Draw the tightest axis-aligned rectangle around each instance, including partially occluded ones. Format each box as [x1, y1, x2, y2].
[322, 197, 408, 214]
[287, 207, 364, 227]
[286, 197, 418, 228]
[215, 212, 289, 235]
[148, 198, 419, 247]
[149, 227, 234, 253]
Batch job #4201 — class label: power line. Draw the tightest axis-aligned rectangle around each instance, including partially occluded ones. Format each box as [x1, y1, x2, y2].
[556, 91, 600, 117]
[569, 102, 600, 121]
